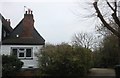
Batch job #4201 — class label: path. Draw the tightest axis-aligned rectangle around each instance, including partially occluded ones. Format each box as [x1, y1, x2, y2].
[88, 68, 115, 76]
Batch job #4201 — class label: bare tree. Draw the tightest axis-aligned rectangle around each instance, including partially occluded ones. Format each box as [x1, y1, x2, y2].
[92, 0, 120, 63]
[72, 32, 97, 50]
[93, 0, 120, 38]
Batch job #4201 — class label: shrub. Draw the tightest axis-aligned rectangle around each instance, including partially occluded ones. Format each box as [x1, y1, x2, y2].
[2, 55, 23, 76]
[38, 43, 92, 76]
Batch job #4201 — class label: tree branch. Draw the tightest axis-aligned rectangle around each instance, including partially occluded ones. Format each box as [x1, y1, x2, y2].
[114, 0, 117, 12]
[106, 0, 115, 12]
[93, 2, 120, 38]
[106, 0, 120, 28]
[112, 1, 120, 28]
[112, 13, 120, 27]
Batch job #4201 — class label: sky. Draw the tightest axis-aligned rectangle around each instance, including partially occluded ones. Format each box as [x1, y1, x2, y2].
[0, 0, 97, 44]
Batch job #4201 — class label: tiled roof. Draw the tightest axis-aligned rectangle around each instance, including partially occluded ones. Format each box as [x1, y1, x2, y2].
[2, 13, 45, 45]
[2, 37, 45, 45]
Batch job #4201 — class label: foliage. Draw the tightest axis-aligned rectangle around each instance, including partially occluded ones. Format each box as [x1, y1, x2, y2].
[92, 15, 120, 67]
[91, 4, 120, 66]
[93, 34, 119, 68]
[38, 43, 92, 76]
[2, 55, 23, 76]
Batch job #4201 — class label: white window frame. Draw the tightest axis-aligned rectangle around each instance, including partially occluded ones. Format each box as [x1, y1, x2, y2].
[18, 48, 26, 59]
[11, 47, 33, 60]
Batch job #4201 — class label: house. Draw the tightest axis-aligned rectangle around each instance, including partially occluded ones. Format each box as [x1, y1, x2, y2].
[0, 10, 45, 69]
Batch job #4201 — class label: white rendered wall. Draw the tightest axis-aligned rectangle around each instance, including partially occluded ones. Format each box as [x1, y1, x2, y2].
[0, 14, 2, 43]
[1, 45, 43, 68]
[0, 14, 2, 78]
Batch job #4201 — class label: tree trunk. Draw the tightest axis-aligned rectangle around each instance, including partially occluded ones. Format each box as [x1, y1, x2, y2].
[118, 27, 120, 64]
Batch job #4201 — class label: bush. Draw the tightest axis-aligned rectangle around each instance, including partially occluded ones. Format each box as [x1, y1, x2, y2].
[38, 43, 92, 76]
[2, 55, 23, 76]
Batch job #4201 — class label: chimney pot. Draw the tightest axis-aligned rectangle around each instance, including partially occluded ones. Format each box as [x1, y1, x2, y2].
[25, 11, 27, 14]
[8, 19, 10, 22]
[31, 11, 33, 14]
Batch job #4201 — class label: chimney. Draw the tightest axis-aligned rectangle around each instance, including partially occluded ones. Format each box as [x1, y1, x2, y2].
[6, 19, 11, 26]
[22, 9, 34, 38]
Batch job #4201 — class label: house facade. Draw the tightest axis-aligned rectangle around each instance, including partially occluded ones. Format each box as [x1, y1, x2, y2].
[0, 10, 45, 69]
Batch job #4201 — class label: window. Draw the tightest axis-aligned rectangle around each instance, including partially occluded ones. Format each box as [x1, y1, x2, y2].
[11, 47, 33, 60]
[19, 52, 24, 57]
[18, 48, 25, 58]
[12, 49, 17, 56]
[26, 49, 32, 57]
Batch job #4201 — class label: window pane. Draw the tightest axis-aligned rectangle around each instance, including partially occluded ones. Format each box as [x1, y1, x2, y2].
[19, 53, 24, 57]
[12, 49, 17, 56]
[26, 49, 32, 57]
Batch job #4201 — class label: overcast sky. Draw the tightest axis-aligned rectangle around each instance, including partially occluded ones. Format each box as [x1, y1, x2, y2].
[0, 0, 97, 44]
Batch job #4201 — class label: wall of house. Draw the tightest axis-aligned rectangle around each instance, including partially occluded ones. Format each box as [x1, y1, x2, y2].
[1, 45, 43, 68]
[0, 14, 2, 78]
[118, 1, 120, 20]
[0, 14, 2, 42]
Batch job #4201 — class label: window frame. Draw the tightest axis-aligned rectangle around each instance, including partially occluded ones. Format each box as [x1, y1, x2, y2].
[11, 47, 33, 60]
[18, 48, 26, 59]
[26, 49, 32, 58]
